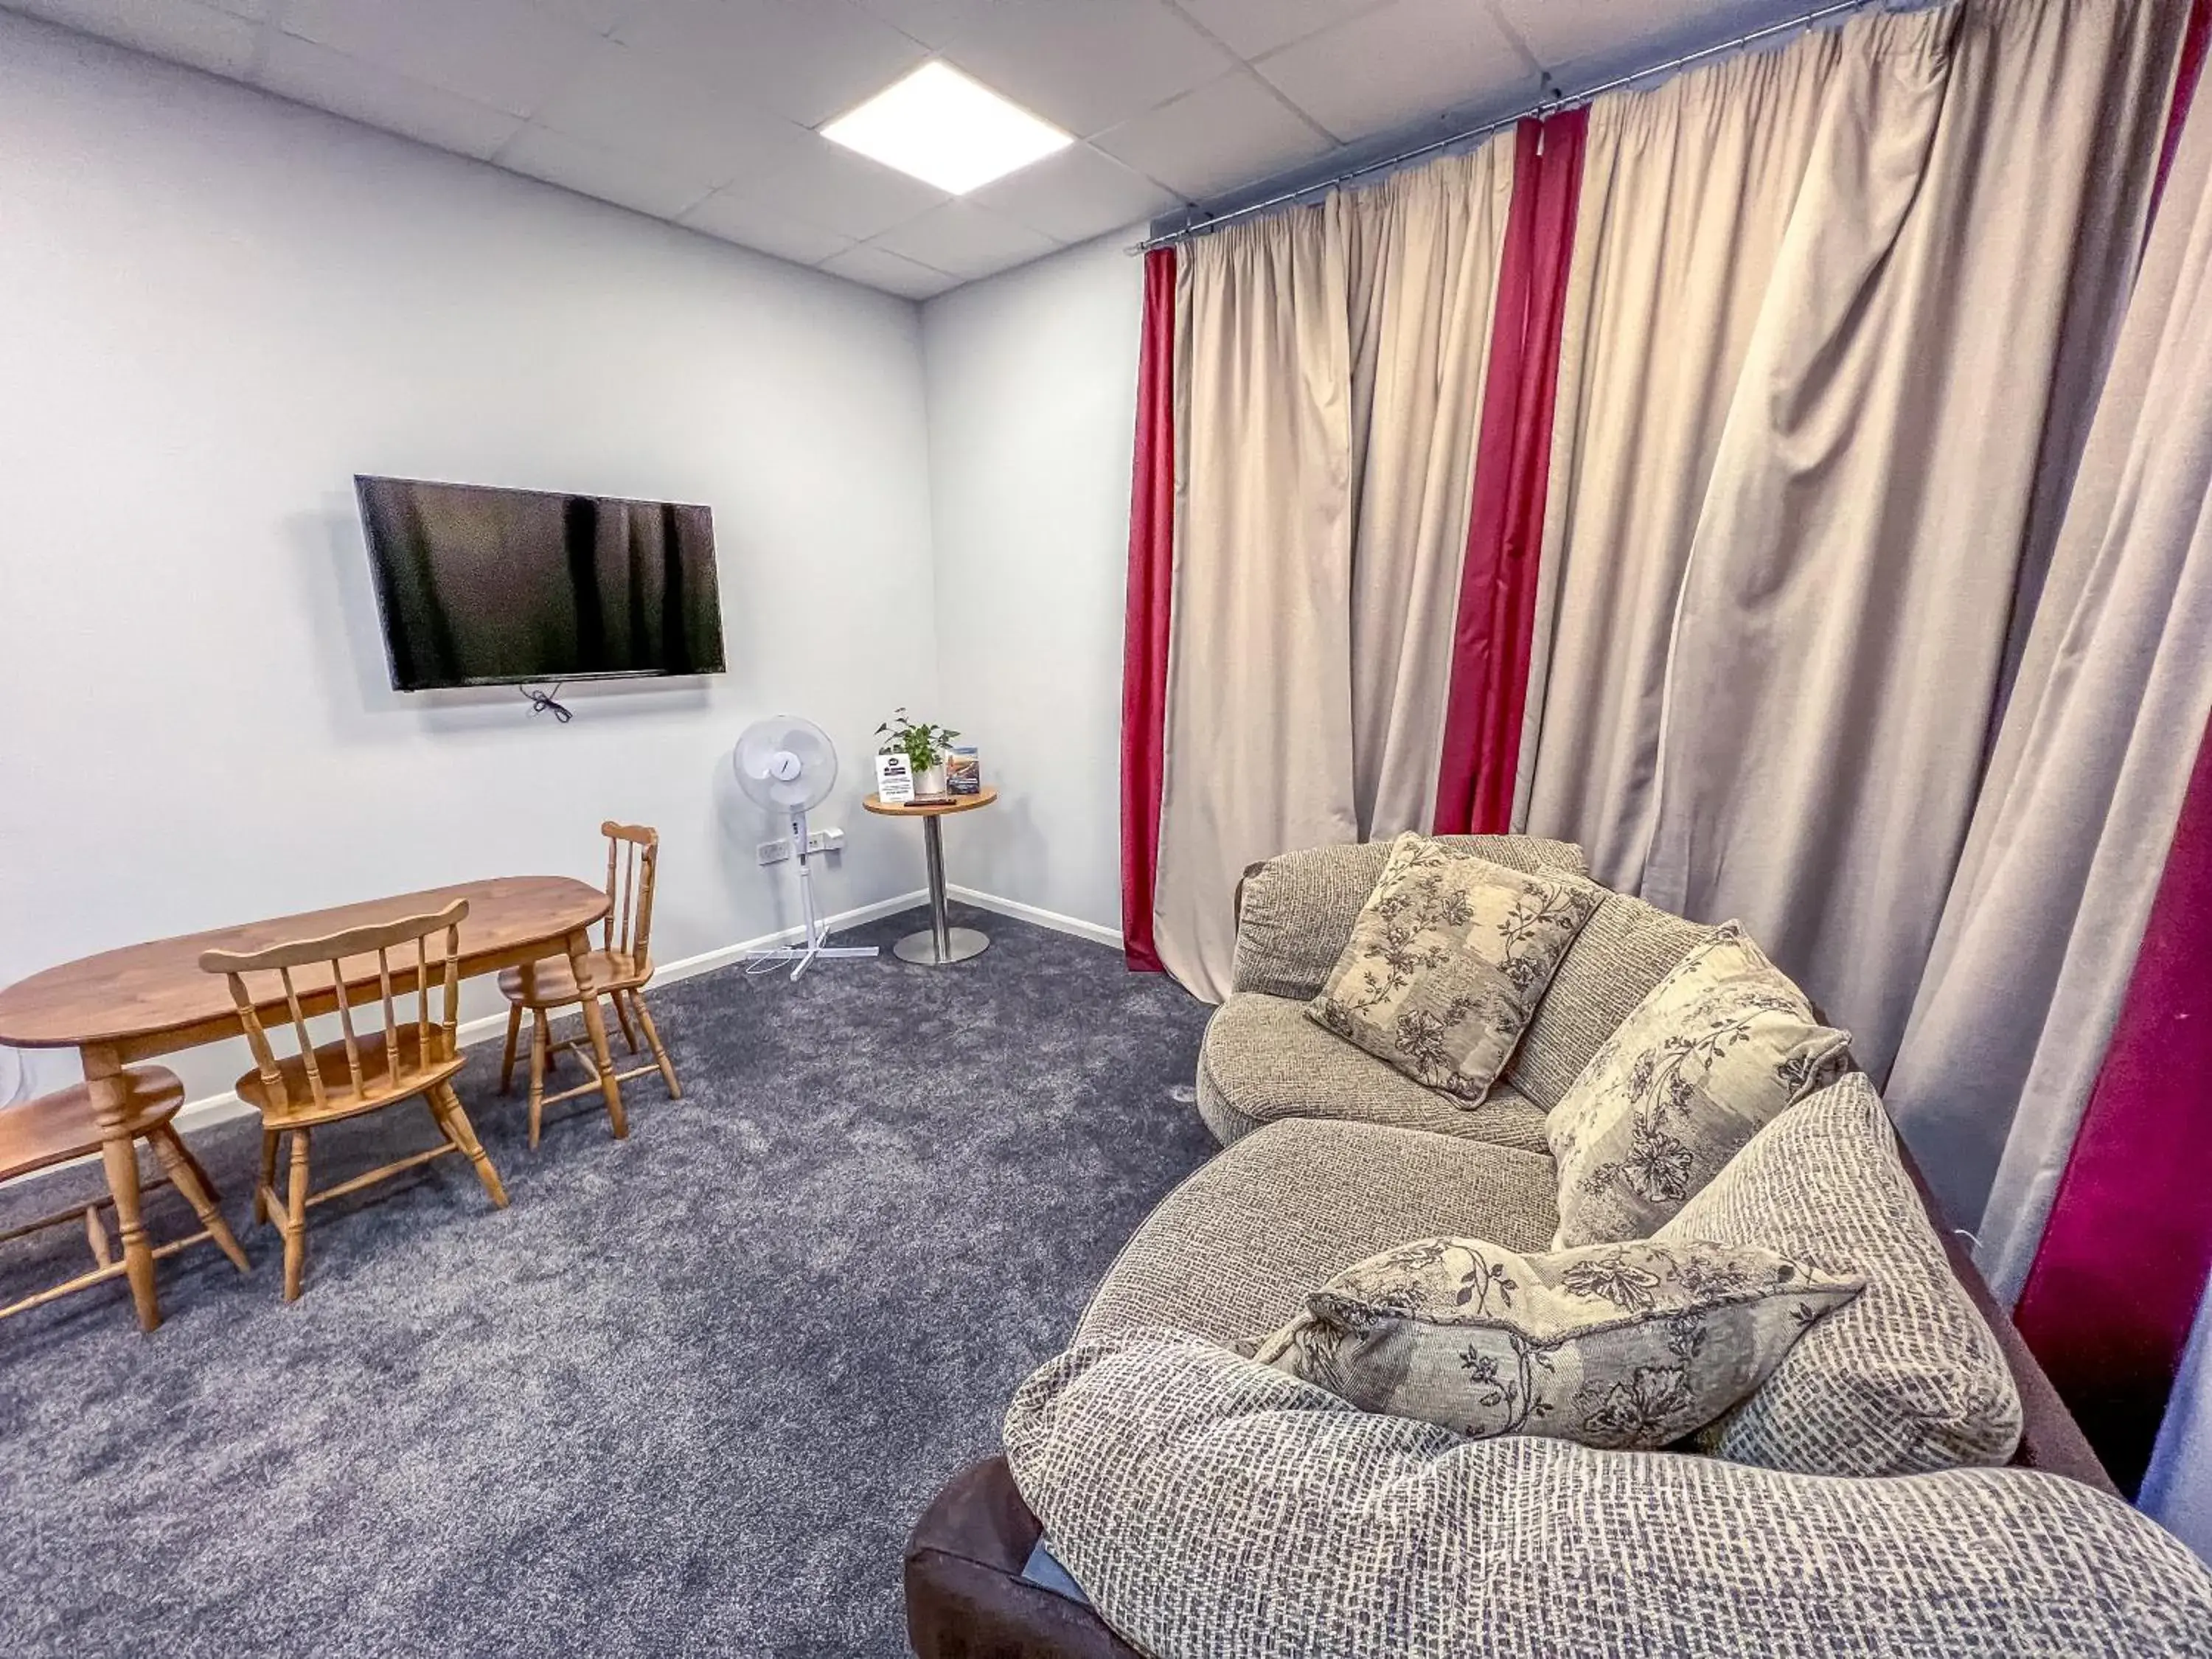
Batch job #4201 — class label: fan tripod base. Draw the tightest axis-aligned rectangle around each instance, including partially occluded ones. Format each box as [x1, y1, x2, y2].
[745, 942, 878, 981]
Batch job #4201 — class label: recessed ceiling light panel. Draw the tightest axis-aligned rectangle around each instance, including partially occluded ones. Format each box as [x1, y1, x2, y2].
[820, 61, 1073, 195]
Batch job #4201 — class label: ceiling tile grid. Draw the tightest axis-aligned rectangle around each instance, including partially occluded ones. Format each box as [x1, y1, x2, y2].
[1, 0, 1820, 298]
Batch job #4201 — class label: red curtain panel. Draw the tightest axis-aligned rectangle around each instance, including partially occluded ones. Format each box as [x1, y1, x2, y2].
[2014, 709, 2212, 1495]
[2155, 0, 2212, 215]
[2008, 5, 2212, 1497]
[1433, 110, 1587, 835]
[1119, 248, 1178, 972]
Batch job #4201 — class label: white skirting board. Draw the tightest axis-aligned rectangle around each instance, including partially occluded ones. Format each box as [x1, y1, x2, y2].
[945, 886, 1124, 949]
[150, 883, 1122, 1137]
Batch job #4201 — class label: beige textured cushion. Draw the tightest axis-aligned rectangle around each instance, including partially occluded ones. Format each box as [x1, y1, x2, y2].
[1078, 1119, 1560, 1346]
[1198, 992, 1552, 1153]
[1007, 1332, 2212, 1659]
[1655, 1074, 2024, 1476]
[1500, 890, 1714, 1112]
[1547, 923, 1852, 1247]
[1309, 836, 1604, 1101]
[1231, 835, 1590, 1003]
[1249, 1237, 1858, 1449]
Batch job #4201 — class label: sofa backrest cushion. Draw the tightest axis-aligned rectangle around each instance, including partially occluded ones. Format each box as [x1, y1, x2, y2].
[1006, 1332, 2212, 1659]
[1500, 891, 1712, 1113]
[1655, 1074, 2024, 1475]
[1231, 836, 1588, 1004]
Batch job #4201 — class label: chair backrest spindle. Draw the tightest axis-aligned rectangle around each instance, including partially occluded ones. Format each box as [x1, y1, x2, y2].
[599, 821, 659, 966]
[199, 899, 472, 1110]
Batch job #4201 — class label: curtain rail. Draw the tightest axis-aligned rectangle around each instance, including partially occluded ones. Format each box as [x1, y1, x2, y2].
[1131, 0, 1892, 254]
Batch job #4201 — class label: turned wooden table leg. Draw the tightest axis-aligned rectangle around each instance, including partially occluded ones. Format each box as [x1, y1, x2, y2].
[81, 1043, 159, 1332]
[566, 928, 629, 1139]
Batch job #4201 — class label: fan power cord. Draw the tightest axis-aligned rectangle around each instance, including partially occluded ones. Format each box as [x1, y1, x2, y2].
[521, 683, 573, 723]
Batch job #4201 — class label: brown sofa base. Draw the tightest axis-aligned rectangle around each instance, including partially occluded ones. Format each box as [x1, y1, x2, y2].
[905, 1455, 1142, 1659]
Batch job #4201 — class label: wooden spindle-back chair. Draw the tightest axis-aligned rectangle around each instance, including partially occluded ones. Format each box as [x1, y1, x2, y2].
[200, 897, 507, 1301]
[498, 822, 680, 1147]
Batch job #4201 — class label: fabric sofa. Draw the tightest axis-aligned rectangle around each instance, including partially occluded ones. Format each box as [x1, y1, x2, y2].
[905, 838, 2211, 1658]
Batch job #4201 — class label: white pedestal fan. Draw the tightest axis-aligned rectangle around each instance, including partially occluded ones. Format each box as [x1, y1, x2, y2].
[734, 716, 880, 979]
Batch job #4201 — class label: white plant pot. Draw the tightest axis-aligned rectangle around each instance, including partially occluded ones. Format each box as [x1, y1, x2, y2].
[915, 764, 947, 797]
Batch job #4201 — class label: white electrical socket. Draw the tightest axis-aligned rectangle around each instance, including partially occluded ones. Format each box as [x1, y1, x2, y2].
[757, 826, 843, 866]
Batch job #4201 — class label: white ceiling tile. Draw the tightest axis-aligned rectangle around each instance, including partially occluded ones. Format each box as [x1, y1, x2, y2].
[820, 242, 959, 299]
[257, 33, 526, 159]
[1168, 0, 1387, 59]
[497, 123, 717, 218]
[865, 199, 1057, 280]
[528, 39, 806, 186]
[1097, 69, 1332, 202]
[858, 0, 1234, 136]
[1256, 0, 1531, 144]
[969, 142, 1183, 245]
[516, 0, 648, 34]
[611, 0, 927, 129]
[679, 190, 855, 265]
[1493, 0, 1802, 79]
[282, 0, 605, 118]
[714, 125, 950, 241]
[7, 0, 260, 75]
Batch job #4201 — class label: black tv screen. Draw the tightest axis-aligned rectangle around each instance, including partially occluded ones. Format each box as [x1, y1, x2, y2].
[355, 476, 726, 691]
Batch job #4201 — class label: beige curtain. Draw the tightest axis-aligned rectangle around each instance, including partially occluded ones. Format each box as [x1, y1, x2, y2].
[1516, 0, 2178, 1077]
[1516, 29, 1852, 883]
[1643, 0, 2177, 1079]
[1153, 142, 1516, 1001]
[1888, 85, 2212, 1295]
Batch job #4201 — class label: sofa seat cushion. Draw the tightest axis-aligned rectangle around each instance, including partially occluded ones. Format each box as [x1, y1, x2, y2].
[1197, 992, 1551, 1154]
[1006, 1332, 2212, 1659]
[1656, 1074, 2023, 1476]
[1077, 1119, 1560, 1347]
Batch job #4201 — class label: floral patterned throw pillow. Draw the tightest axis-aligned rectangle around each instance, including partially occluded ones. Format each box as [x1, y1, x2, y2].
[1545, 923, 1852, 1248]
[1246, 1237, 1860, 1448]
[1307, 835, 1603, 1101]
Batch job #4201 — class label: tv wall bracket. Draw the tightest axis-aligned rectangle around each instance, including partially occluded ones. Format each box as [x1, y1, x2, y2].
[519, 683, 574, 723]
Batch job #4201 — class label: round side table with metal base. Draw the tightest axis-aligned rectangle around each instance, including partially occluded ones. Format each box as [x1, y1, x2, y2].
[863, 787, 998, 966]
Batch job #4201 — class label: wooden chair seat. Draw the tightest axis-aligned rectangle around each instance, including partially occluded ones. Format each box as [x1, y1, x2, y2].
[0, 1067, 186, 1182]
[498, 949, 646, 1007]
[0, 1065, 249, 1324]
[231, 1028, 467, 1127]
[203, 897, 506, 1301]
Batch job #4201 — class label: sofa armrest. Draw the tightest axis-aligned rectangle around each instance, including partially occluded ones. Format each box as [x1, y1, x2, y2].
[1230, 835, 1590, 1002]
[1004, 1334, 2210, 1659]
[905, 1456, 1144, 1659]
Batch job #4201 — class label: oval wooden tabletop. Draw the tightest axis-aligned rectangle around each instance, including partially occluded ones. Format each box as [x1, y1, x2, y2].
[0, 876, 609, 1051]
[862, 787, 998, 818]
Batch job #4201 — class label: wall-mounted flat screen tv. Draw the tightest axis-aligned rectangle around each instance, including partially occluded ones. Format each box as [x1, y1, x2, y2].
[356, 475, 726, 691]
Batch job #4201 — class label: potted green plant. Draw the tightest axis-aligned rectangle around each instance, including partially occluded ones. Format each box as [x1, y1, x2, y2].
[877, 708, 961, 799]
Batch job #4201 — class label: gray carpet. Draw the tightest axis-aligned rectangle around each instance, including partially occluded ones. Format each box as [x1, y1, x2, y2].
[0, 903, 1217, 1658]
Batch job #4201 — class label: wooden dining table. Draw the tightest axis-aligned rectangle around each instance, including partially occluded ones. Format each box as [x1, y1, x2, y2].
[0, 875, 616, 1332]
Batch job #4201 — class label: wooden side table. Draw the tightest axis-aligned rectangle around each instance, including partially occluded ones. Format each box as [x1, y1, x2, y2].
[863, 787, 998, 965]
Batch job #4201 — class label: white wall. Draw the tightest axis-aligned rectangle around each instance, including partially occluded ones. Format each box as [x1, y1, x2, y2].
[920, 234, 1145, 938]
[0, 15, 945, 1103]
